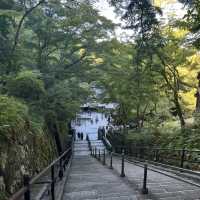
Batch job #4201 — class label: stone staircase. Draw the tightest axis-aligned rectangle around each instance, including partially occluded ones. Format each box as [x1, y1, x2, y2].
[74, 141, 91, 156]
[61, 140, 200, 200]
[90, 140, 106, 154]
[74, 140, 106, 156]
[62, 156, 138, 200]
[62, 140, 138, 199]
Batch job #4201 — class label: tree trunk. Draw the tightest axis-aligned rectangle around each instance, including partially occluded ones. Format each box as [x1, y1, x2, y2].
[174, 93, 185, 128]
[52, 123, 63, 155]
[140, 104, 148, 128]
[136, 103, 140, 129]
[45, 114, 63, 156]
[195, 72, 200, 112]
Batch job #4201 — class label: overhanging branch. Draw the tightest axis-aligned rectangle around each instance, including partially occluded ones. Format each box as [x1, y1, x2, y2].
[11, 0, 46, 54]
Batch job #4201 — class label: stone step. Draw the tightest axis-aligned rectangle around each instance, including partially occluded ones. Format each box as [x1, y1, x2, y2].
[74, 141, 88, 144]
[74, 149, 90, 152]
[74, 145, 89, 148]
[91, 145, 104, 147]
[62, 156, 138, 200]
[73, 140, 106, 156]
[74, 146, 89, 149]
[91, 144, 104, 147]
[74, 152, 90, 156]
[90, 140, 103, 142]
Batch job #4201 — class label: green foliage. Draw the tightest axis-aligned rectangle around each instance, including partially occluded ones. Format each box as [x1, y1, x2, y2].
[103, 0, 200, 152]
[109, 0, 162, 44]
[0, 0, 114, 197]
[126, 129, 155, 147]
[0, 0, 14, 10]
[193, 112, 200, 127]
[0, 95, 28, 139]
[0, 95, 54, 194]
[7, 70, 45, 102]
[178, 0, 200, 48]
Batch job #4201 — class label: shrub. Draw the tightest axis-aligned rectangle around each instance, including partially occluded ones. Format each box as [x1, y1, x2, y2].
[7, 70, 45, 102]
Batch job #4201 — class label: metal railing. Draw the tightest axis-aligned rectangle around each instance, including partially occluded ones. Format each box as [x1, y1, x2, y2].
[113, 146, 200, 170]
[90, 145, 200, 195]
[9, 146, 73, 200]
[102, 136, 112, 151]
[91, 147, 149, 194]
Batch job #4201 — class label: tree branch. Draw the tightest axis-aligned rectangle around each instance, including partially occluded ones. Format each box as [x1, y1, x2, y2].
[12, 0, 45, 54]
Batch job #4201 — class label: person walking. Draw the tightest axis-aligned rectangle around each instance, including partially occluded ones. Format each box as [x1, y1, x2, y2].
[78, 132, 80, 140]
[81, 132, 84, 140]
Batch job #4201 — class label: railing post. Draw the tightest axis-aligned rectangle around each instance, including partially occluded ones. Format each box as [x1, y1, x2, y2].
[110, 151, 113, 169]
[135, 148, 138, 158]
[99, 149, 101, 161]
[120, 149, 125, 177]
[141, 164, 148, 194]
[59, 158, 63, 180]
[180, 148, 186, 168]
[51, 165, 55, 200]
[155, 149, 159, 162]
[63, 153, 67, 171]
[63, 162, 66, 171]
[140, 148, 144, 159]
[103, 149, 106, 165]
[129, 147, 132, 156]
[24, 175, 31, 200]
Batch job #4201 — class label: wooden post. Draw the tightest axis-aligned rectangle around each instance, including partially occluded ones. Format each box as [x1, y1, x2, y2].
[180, 149, 186, 168]
[59, 159, 63, 180]
[141, 164, 148, 194]
[103, 149, 106, 165]
[110, 152, 113, 169]
[120, 149, 125, 177]
[51, 165, 55, 200]
[24, 175, 31, 200]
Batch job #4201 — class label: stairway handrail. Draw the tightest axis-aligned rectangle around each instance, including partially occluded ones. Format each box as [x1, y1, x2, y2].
[30, 148, 71, 185]
[9, 143, 73, 200]
[102, 136, 112, 151]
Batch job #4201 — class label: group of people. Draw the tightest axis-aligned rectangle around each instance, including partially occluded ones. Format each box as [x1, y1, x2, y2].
[77, 132, 84, 140]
